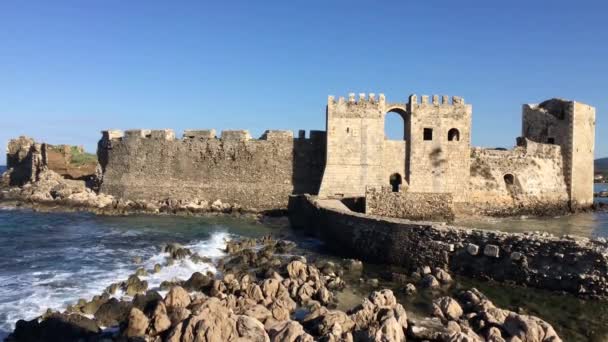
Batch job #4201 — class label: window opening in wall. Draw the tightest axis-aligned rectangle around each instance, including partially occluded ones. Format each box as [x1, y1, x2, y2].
[504, 174, 514, 185]
[346, 127, 350, 133]
[547, 137, 555, 144]
[384, 110, 407, 140]
[448, 128, 460, 141]
[423, 128, 433, 141]
[389, 173, 402, 192]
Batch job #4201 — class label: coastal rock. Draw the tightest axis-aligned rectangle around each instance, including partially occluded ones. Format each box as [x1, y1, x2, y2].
[11, 313, 100, 342]
[503, 313, 562, 342]
[125, 307, 149, 337]
[433, 297, 463, 321]
[165, 286, 191, 309]
[420, 274, 440, 288]
[184, 271, 212, 291]
[236, 315, 270, 342]
[267, 320, 314, 342]
[124, 275, 148, 296]
[94, 298, 131, 327]
[148, 300, 172, 335]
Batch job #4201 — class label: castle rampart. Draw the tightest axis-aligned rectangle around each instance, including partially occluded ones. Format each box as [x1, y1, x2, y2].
[93, 92, 595, 217]
[97, 129, 326, 211]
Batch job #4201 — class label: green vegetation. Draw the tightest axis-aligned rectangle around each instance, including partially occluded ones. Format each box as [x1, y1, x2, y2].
[69, 146, 97, 166]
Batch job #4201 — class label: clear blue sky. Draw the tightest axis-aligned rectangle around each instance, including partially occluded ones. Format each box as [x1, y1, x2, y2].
[1, 0, 606, 165]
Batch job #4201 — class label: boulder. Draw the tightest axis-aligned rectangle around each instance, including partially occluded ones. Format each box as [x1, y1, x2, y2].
[503, 313, 562, 342]
[124, 307, 149, 337]
[267, 320, 314, 342]
[433, 297, 463, 321]
[236, 315, 270, 342]
[94, 298, 131, 327]
[164, 286, 191, 309]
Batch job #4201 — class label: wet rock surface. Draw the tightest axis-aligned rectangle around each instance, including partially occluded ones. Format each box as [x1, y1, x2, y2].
[5, 237, 564, 342]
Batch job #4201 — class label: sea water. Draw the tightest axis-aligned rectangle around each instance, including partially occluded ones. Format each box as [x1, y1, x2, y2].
[1, 201, 608, 340]
[0, 209, 274, 338]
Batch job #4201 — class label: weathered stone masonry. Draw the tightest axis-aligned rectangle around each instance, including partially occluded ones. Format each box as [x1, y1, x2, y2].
[97, 129, 326, 211]
[289, 195, 608, 298]
[94, 93, 595, 217]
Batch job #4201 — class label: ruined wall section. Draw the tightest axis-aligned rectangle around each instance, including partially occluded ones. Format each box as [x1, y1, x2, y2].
[466, 138, 569, 215]
[570, 102, 595, 207]
[522, 99, 596, 208]
[365, 186, 454, 221]
[98, 129, 325, 211]
[407, 95, 471, 202]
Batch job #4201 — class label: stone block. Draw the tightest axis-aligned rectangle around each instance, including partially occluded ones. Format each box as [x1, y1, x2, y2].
[466, 244, 479, 256]
[483, 244, 500, 258]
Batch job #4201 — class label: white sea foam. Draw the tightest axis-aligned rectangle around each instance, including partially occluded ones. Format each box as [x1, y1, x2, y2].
[0, 231, 230, 336]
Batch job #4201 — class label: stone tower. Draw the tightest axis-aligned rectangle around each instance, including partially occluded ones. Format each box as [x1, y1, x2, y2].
[318, 93, 389, 197]
[522, 99, 596, 208]
[406, 95, 472, 202]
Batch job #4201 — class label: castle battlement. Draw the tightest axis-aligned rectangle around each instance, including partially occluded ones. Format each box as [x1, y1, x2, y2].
[408, 94, 466, 106]
[101, 128, 325, 144]
[328, 93, 387, 107]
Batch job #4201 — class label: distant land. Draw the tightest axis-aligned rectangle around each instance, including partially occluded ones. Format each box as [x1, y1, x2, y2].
[597, 158, 608, 173]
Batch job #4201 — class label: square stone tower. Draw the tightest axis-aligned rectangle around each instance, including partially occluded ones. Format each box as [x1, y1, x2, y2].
[522, 99, 596, 208]
[318, 93, 388, 197]
[406, 95, 472, 202]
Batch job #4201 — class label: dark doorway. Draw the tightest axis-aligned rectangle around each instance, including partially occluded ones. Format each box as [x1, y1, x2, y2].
[389, 173, 402, 192]
[504, 174, 514, 185]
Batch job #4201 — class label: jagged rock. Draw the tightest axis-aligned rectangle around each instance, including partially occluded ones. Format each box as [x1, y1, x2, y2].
[183, 271, 212, 291]
[132, 290, 163, 312]
[149, 301, 171, 335]
[267, 320, 314, 342]
[373, 316, 405, 342]
[503, 313, 562, 342]
[245, 304, 272, 323]
[434, 268, 453, 284]
[236, 315, 270, 342]
[433, 297, 463, 321]
[125, 307, 148, 337]
[153, 263, 162, 273]
[167, 307, 191, 325]
[11, 313, 100, 342]
[287, 260, 309, 281]
[404, 283, 417, 296]
[164, 286, 191, 309]
[420, 274, 440, 288]
[94, 298, 131, 327]
[124, 275, 148, 296]
[315, 310, 355, 336]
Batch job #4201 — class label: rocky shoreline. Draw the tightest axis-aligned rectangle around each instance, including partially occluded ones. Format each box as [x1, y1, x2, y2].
[5, 236, 564, 342]
[2, 168, 607, 220]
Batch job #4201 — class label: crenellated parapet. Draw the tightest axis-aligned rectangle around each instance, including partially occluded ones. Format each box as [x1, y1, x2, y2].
[408, 94, 466, 107]
[327, 93, 387, 118]
[183, 129, 217, 139]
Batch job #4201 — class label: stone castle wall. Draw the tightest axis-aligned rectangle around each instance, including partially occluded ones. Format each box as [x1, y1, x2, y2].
[466, 138, 569, 215]
[98, 129, 326, 211]
[365, 186, 454, 221]
[289, 194, 608, 298]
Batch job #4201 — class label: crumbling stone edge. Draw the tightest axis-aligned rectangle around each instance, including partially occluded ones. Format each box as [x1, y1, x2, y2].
[288, 194, 608, 299]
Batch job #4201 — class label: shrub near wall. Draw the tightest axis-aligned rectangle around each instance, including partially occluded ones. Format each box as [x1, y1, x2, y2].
[365, 186, 455, 221]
